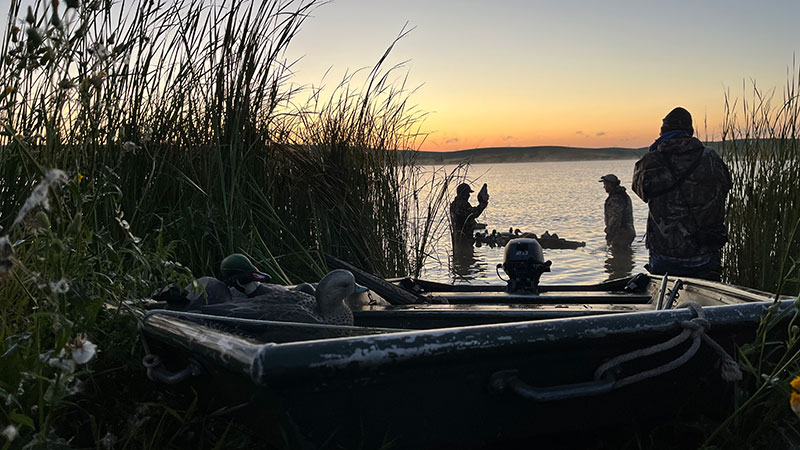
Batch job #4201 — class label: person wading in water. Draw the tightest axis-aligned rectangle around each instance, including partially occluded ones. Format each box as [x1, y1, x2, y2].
[599, 174, 636, 248]
[450, 183, 489, 244]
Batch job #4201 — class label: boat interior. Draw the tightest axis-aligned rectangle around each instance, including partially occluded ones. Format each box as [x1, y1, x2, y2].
[143, 272, 776, 345]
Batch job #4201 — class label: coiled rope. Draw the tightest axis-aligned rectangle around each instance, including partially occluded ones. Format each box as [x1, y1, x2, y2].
[594, 301, 742, 388]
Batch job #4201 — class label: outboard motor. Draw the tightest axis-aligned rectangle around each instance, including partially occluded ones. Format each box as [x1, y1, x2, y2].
[499, 238, 552, 293]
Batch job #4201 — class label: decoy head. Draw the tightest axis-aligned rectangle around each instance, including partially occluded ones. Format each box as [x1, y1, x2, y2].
[221, 253, 272, 293]
[315, 269, 367, 313]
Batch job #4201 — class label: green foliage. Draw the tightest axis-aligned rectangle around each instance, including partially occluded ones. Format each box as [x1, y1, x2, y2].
[0, 0, 449, 448]
[699, 257, 800, 449]
[703, 64, 800, 443]
[0, 168, 197, 448]
[721, 67, 800, 295]
[698, 63, 800, 450]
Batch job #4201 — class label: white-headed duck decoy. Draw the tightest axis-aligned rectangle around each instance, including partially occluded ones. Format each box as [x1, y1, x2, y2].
[191, 268, 364, 326]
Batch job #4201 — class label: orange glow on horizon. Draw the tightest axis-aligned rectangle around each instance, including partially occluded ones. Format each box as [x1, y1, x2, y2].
[417, 106, 723, 152]
[277, 1, 797, 154]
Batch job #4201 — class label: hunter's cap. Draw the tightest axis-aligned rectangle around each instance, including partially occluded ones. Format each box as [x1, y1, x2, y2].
[599, 174, 620, 184]
[661, 107, 694, 135]
[456, 183, 473, 195]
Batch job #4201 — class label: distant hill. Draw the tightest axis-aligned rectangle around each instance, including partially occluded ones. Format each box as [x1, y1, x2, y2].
[414, 145, 648, 165]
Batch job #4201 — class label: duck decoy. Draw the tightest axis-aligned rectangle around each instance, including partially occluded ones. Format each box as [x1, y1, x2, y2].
[184, 276, 232, 307]
[220, 253, 273, 296]
[192, 268, 365, 326]
[221, 253, 332, 300]
[154, 276, 232, 309]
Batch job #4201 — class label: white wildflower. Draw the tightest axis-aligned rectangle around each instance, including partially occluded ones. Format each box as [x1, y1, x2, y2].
[13, 169, 68, 226]
[121, 141, 138, 153]
[48, 350, 76, 373]
[46, 334, 97, 372]
[2, 425, 19, 441]
[49, 279, 70, 294]
[88, 42, 110, 60]
[71, 339, 97, 364]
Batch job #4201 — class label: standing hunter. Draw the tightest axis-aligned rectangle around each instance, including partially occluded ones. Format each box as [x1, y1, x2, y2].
[632, 107, 732, 281]
[599, 174, 636, 248]
[450, 183, 489, 242]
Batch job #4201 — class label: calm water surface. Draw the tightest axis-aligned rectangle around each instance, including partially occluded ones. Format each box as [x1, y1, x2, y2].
[421, 160, 650, 285]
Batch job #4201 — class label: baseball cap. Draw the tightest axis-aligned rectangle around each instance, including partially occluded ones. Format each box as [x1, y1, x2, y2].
[599, 174, 620, 184]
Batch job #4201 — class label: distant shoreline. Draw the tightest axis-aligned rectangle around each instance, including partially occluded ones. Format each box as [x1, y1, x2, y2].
[414, 145, 648, 165]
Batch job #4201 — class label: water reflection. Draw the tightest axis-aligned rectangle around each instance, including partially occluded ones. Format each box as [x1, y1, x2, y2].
[451, 236, 481, 280]
[605, 245, 635, 281]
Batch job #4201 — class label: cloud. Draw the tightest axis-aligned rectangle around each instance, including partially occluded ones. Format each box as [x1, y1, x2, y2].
[445, 137, 460, 144]
[596, 131, 606, 136]
[575, 130, 584, 135]
[502, 135, 514, 141]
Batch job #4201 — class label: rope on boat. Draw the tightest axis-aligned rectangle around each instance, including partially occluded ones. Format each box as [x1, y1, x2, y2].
[594, 301, 742, 387]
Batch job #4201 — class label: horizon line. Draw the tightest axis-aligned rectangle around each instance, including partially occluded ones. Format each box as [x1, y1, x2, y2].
[416, 143, 648, 153]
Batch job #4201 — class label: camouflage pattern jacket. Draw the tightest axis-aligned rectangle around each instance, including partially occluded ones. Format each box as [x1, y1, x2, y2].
[604, 185, 636, 246]
[450, 196, 487, 238]
[632, 136, 731, 258]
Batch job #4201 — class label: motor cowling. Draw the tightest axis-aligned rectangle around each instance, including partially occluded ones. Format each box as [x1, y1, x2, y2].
[500, 238, 552, 293]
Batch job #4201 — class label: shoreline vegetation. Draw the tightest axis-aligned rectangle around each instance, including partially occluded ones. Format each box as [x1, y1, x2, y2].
[414, 145, 647, 165]
[0, 0, 798, 449]
[411, 140, 753, 166]
[0, 0, 456, 448]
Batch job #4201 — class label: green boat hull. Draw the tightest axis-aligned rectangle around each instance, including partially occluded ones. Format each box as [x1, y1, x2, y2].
[140, 274, 782, 448]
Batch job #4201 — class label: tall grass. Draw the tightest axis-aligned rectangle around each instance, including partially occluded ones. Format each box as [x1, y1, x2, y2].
[721, 65, 800, 295]
[0, 0, 438, 282]
[695, 64, 800, 449]
[0, 0, 453, 447]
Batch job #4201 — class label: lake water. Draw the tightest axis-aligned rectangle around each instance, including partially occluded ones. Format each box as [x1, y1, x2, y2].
[421, 159, 650, 285]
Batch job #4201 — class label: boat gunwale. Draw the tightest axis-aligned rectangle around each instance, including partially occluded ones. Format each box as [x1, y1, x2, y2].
[247, 299, 779, 384]
[141, 299, 788, 387]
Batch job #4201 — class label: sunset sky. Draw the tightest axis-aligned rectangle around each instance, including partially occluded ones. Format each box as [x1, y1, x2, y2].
[283, 0, 800, 151]
[2, 0, 798, 151]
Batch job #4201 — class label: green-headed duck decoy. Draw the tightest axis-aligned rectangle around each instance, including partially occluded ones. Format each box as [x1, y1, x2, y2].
[192, 268, 364, 326]
[220, 253, 273, 296]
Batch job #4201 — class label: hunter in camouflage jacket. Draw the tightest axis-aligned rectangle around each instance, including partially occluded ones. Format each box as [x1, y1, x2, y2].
[632, 135, 731, 260]
[450, 193, 487, 240]
[604, 184, 636, 247]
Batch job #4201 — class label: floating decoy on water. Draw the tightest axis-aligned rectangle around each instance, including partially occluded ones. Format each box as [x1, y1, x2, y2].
[191, 269, 364, 326]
